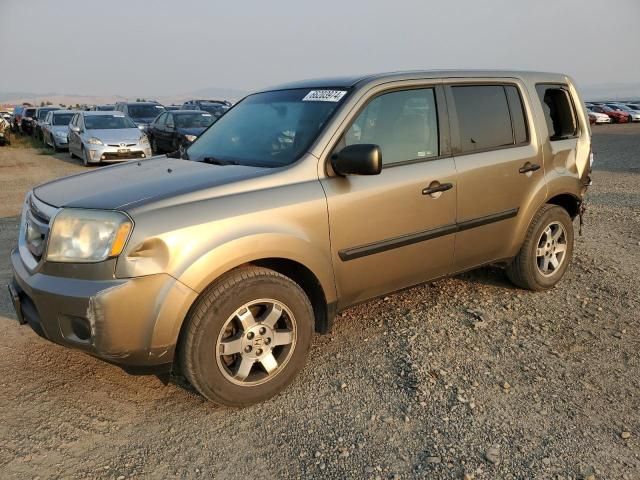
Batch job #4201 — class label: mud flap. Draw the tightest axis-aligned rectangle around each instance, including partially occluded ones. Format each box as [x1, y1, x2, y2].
[578, 202, 587, 236]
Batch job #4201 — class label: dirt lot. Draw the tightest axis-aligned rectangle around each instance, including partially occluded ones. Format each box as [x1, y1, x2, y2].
[0, 125, 639, 480]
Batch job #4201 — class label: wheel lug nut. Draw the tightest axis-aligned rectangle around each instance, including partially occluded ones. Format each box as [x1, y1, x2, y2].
[259, 327, 266, 335]
[244, 345, 252, 353]
[256, 348, 263, 355]
[265, 337, 271, 345]
[247, 332, 254, 340]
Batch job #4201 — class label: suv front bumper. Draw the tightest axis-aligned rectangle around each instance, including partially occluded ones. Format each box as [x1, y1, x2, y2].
[9, 248, 197, 370]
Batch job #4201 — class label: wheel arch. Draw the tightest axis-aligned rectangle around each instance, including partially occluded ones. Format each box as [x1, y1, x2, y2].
[546, 192, 581, 219]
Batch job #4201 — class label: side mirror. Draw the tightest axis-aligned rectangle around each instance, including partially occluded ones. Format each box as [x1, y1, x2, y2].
[331, 144, 382, 176]
[69, 125, 80, 133]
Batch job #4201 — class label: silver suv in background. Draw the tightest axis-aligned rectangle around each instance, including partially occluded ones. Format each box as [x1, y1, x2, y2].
[114, 101, 166, 131]
[67, 111, 152, 165]
[181, 99, 230, 119]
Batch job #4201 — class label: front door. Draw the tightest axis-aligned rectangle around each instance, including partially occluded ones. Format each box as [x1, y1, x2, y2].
[321, 85, 457, 308]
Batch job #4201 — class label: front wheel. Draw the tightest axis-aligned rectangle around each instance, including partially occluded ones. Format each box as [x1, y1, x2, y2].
[179, 266, 314, 407]
[506, 204, 574, 291]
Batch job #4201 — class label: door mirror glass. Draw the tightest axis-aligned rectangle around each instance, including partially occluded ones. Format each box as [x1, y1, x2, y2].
[331, 144, 382, 176]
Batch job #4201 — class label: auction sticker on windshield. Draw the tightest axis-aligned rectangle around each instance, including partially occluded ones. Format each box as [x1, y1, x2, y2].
[302, 90, 347, 102]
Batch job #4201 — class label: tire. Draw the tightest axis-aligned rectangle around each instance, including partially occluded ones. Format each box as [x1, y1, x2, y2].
[69, 145, 76, 159]
[506, 204, 574, 291]
[179, 266, 314, 407]
[151, 137, 160, 154]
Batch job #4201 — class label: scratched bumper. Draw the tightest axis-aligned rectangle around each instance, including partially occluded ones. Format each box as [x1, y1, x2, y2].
[10, 248, 196, 369]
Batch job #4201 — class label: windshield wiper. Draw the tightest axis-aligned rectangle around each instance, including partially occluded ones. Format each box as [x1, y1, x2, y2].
[202, 157, 243, 166]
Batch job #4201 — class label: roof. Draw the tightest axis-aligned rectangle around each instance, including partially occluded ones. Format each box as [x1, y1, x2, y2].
[82, 111, 127, 116]
[260, 70, 569, 92]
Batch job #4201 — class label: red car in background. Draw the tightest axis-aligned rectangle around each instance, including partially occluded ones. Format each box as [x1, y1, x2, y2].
[590, 105, 630, 123]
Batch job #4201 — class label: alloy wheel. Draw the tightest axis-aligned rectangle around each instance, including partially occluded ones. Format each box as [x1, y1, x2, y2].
[215, 298, 297, 386]
[535, 221, 567, 276]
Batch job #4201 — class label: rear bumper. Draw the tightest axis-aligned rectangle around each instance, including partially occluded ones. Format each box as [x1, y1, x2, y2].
[10, 248, 197, 370]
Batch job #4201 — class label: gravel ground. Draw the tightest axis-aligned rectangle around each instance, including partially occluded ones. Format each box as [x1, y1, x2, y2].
[0, 124, 639, 480]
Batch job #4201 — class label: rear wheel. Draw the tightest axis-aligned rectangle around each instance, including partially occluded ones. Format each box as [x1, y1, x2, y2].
[179, 266, 314, 407]
[506, 204, 574, 291]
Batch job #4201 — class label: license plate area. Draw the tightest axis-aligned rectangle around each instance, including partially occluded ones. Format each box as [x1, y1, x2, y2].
[117, 148, 130, 154]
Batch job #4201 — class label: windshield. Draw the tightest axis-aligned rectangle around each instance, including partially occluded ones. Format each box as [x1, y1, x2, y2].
[53, 113, 74, 126]
[187, 88, 348, 167]
[97, 105, 115, 111]
[85, 114, 137, 130]
[38, 108, 57, 120]
[24, 109, 36, 117]
[175, 113, 215, 128]
[128, 104, 165, 119]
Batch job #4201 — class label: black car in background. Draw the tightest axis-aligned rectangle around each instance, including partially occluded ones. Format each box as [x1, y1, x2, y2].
[181, 99, 230, 118]
[20, 107, 38, 135]
[147, 110, 214, 153]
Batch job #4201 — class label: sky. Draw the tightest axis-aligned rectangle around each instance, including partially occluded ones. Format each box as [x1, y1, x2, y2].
[1, 0, 639, 97]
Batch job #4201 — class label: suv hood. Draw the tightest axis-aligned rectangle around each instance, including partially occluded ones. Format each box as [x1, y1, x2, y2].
[34, 157, 270, 210]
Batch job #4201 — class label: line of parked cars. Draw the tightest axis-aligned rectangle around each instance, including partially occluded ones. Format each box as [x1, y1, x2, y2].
[3, 99, 231, 165]
[585, 101, 640, 124]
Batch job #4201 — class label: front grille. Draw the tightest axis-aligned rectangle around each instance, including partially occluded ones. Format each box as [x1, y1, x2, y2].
[107, 143, 136, 147]
[102, 150, 146, 161]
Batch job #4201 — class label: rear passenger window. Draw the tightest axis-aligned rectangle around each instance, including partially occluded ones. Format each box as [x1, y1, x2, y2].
[345, 88, 439, 165]
[451, 85, 513, 153]
[505, 86, 528, 144]
[536, 84, 577, 140]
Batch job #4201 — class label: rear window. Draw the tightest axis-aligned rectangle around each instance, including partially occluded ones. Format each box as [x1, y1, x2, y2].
[536, 84, 577, 140]
[451, 85, 514, 153]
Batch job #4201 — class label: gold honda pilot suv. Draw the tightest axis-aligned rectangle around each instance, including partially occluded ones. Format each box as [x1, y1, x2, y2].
[9, 71, 592, 406]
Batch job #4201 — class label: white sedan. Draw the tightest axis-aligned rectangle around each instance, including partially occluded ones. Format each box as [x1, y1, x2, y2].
[587, 108, 611, 124]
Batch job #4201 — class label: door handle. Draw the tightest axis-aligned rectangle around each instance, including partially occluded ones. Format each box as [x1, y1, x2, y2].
[519, 163, 541, 174]
[422, 182, 453, 195]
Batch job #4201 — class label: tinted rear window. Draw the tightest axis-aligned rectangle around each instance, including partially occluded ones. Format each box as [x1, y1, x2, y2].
[452, 85, 514, 153]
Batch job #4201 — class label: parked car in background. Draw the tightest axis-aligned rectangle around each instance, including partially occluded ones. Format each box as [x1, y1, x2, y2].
[586, 107, 611, 124]
[89, 104, 116, 111]
[590, 105, 630, 123]
[114, 101, 165, 131]
[67, 111, 152, 165]
[165, 105, 182, 111]
[10, 105, 25, 131]
[34, 106, 61, 140]
[20, 107, 38, 135]
[181, 99, 230, 119]
[42, 110, 75, 151]
[0, 115, 11, 145]
[605, 103, 640, 122]
[147, 110, 214, 153]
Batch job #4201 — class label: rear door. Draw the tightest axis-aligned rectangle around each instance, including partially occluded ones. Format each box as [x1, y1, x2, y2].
[322, 83, 458, 308]
[446, 81, 546, 270]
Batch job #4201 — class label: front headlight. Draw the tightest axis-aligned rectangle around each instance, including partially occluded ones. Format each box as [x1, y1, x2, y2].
[184, 134, 197, 142]
[87, 137, 103, 145]
[46, 209, 132, 263]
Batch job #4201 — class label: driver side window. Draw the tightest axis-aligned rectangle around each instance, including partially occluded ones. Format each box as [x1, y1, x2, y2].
[345, 88, 439, 165]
